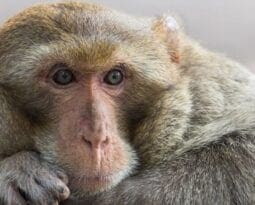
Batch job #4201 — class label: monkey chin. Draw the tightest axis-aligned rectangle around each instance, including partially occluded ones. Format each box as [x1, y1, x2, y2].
[63, 141, 138, 198]
[70, 168, 132, 197]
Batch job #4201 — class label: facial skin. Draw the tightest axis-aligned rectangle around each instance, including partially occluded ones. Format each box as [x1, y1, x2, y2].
[39, 62, 137, 194]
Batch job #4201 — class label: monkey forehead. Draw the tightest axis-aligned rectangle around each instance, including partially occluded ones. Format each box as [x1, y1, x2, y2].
[0, 1, 177, 87]
[0, 1, 152, 54]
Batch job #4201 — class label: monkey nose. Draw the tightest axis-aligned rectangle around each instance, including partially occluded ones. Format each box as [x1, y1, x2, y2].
[83, 135, 110, 150]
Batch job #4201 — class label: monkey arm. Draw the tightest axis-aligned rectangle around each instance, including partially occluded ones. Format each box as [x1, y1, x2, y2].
[62, 133, 255, 205]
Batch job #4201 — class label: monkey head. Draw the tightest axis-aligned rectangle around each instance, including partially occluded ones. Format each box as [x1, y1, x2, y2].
[0, 2, 180, 197]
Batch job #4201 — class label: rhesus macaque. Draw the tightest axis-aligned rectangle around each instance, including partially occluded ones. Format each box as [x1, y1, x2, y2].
[0, 1, 254, 205]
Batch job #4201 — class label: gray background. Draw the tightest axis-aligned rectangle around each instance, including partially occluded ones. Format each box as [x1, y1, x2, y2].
[0, 0, 254, 72]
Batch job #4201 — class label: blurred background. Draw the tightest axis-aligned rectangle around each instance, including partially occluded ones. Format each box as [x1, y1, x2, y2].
[0, 0, 254, 72]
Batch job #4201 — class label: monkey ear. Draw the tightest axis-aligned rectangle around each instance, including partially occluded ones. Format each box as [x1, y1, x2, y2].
[152, 15, 181, 64]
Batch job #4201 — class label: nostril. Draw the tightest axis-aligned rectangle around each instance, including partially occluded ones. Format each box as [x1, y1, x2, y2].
[101, 136, 110, 148]
[104, 137, 109, 145]
[83, 138, 92, 148]
[82, 135, 110, 149]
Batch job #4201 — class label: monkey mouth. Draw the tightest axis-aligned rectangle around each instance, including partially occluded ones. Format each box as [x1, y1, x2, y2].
[70, 172, 115, 183]
[69, 170, 127, 196]
[83, 174, 114, 183]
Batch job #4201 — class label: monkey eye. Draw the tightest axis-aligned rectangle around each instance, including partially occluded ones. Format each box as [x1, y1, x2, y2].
[52, 67, 75, 86]
[104, 69, 124, 86]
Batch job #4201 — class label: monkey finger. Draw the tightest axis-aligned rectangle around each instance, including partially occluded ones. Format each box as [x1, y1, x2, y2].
[16, 178, 56, 205]
[26, 188, 56, 205]
[55, 169, 69, 185]
[42, 162, 69, 185]
[27, 201, 58, 205]
[34, 174, 70, 201]
[2, 184, 27, 205]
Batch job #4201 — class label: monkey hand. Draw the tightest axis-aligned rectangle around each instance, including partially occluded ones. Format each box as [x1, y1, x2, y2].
[0, 151, 70, 205]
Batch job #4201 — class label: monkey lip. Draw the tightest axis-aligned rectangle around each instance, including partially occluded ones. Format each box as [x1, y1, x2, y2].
[69, 171, 125, 195]
[81, 174, 117, 192]
[71, 171, 124, 189]
[83, 174, 114, 183]
[70, 173, 115, 189]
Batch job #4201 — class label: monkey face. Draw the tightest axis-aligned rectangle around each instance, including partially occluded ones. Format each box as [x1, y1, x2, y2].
[35, 60, 138, 195]
[0, 2, 178, 197]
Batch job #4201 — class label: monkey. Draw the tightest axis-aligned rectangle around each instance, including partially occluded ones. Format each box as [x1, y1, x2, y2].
[0, 1, 255, 205]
